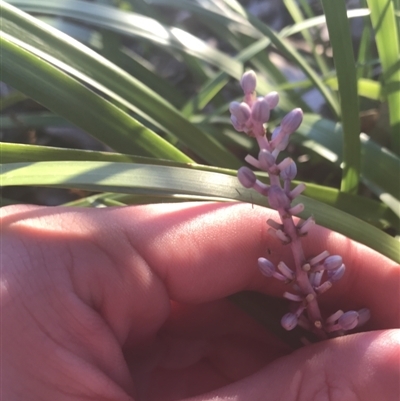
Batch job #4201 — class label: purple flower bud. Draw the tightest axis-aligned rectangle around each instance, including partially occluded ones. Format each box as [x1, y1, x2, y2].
[280, 108, 303, 134]
[267, 218, 283, 230]
[309, 250, 330, 266]
[270, 126, 290, 152]
[258, 257, 276, 277]
[281, 312, 298, 331]
[278, 261, 295, 280]
[271, 126, 281, 141]
[277, 157, 293, 172]
[315, 280, 332, 294]
[323, 255, 343, 271]
[230, 115, 244, 131]
[338, 310, 359, 330]
[240, 70, 257, 94]
[288, 203, 304, 216]
[275, 229, 291, 243]
[297, 216, 315, 235]
[283, 292, 303, 302]
[264, 91, 279, 109]
[251, 98, 270, 123]
[310, 270, 324, 287]
[268, 185, 291, 210]
[327, 264, 346, 282]
[290, 183, 306, 199]
[237, 166, 256, 188]
[229, 101, 251, 126]
[280, 160, 297, 180]
[326, 310, 344, 325]
[258, 149, 276, 170]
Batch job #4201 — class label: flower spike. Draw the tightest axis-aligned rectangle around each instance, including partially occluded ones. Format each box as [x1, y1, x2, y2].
[230, 70, 370, 340]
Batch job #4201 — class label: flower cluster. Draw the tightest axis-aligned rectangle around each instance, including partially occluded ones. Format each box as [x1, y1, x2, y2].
[231, 70, 370, 339]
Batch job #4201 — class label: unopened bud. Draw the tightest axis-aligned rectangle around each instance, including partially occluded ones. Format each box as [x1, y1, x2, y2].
[270, 126, 289, 152]
[281, 313, 298, 331]
[283, 292, 303, 302]
[230, 115, 244, 131]
[327, 264, 346, 282]
[278, 261, 295, 280]
[290, 183, 306, 199]
[338, 310, 359, 330]
[268, 185, 291, 210]
[297, 216, 315, 235]
[229, 101, 251, 126]
[251, 98, 270, 123]
[308, 250, 330, 266]
[240, 70, 257, 94]
[258, 149, 276, 170]
[237, 166, 256, 188]
[326, 310, 344, 325]
[264, 91, 279, 109]
[258, 257, 276, 277]
[288, 203, 304, 216]
[280, 160, 297, 180]
[280, 108, 303, 133]
[323, 255, 343, 271]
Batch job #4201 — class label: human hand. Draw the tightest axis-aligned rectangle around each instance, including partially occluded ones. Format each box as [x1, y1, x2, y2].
[2, 202, 399, 400]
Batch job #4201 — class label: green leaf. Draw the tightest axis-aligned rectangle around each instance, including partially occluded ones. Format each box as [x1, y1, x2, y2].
[2, 142, 397, 230]
[6, 0, 243, 77]
[367, 0, 400, 154]
[1, 160, 399, 262]
[0, 33, 191, 162]
[295, 114, 400, 202]
[321, 0, 361, 194]
[1, 1, 241, 167]
[222, 0, 341, 118]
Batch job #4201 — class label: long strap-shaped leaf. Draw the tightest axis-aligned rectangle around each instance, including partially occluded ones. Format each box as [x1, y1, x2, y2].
[0, 33, 191, 162]
[321, 0, 361, 194]
[1, 160, 399, 263]
[6, 0, 242, 77]
[367, 0, 400, 154]
[1, 142, 397, 230]
[1, 1, 242, 168]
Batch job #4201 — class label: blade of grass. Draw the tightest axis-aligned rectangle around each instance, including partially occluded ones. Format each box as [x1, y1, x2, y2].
[321, 0, 361, 194]
[295, 114, 400, 201]
[0, 34, 191, 162]
[1, 160, 399, 262]
[2, 142, 397, 229]
[0, 113, 72, 129]
[357, 0, 374, 80]
[283, 0, 329, 75]
[366, 0, 400, 154]
[7, 0, 243, 77]
[1, 1, 241, 167]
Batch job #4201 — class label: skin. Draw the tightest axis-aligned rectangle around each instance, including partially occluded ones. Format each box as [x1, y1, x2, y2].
[1, 202, 399, 401]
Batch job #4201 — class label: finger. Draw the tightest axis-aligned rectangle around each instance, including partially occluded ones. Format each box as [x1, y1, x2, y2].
[4, 202, 398, 340]
[106, 202, 399, 329]
[182, 329, 400, 401]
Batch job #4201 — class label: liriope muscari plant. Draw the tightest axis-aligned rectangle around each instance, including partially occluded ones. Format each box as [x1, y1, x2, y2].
[230, 70, 370, 340]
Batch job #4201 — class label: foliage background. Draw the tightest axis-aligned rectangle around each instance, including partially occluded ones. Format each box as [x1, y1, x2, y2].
[1, 0, 399, 266]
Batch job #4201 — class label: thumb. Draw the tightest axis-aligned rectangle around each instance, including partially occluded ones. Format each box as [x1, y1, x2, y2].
[185, 329, 400, 401]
